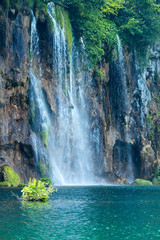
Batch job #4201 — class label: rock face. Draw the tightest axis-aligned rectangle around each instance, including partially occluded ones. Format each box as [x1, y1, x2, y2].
[0, 5, 160, 183]
[96, 45, 160, 182]
[0, 8, 39, 182]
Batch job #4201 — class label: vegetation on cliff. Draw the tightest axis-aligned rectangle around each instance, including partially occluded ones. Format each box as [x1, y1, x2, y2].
[0, 166, 21, 187]
[62, 0, 160, 65]
[133, 179, 153, 186]
[1, 0, 160, 65]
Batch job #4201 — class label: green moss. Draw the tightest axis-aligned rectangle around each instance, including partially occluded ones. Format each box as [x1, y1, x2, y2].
[19, 182, 27, 187]
[26, 0, 34, 8]
[55, 5, 64, 29]
[94, 69, 105, 81]
[31, 102, 36, 123]
[146, 115, 155, 129]
[133, 179, 153, 186]
[0, 166, 20, 187]
[47, 14, 54, 32]
[63, 10, 73, 55]
[40, 128, 49, 147]
[34, 1, 48, 20]
[157, 167, 160, 177]
[153, 176, 160, 185]
[0, 181, 10, 187]
[39, 163, 46, 177]
[4, 0, 10, 11]
[53, 5, 73, 54]
[64, 86, 68, 96]
[14, 0, 21, 11]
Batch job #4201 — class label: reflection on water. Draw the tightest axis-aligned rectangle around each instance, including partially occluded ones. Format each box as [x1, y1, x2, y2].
[21, 201, 51, 210]
[0, 186, 160, 239]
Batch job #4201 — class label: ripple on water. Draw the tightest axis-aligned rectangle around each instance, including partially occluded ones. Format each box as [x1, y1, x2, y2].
[0, 186, 160, 239]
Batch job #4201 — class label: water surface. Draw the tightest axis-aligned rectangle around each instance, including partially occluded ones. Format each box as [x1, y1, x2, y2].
[0, 186, 160, 239]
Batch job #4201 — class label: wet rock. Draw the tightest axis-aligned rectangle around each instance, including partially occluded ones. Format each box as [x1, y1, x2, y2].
[0, 166, 20, 187]
[133, 178, 153, 186]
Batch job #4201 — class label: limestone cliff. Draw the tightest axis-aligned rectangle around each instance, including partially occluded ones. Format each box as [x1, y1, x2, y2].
[0, 7, 38, 182]
[0, 3, 160, 184]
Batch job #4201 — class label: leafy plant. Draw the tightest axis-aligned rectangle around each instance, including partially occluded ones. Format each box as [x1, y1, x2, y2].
[39, 177, 52, 187]
[21, 178, 54, 201]
[153, 176, 160, 185]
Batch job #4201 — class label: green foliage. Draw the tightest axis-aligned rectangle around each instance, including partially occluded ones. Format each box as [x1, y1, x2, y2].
[2, 0, 10, 11]
[55, 5, 64, 29]
[133, 178, 153, 186]
[60, 0, 160, 65]
[21, 178, 54, 201]
[53, 5, 73, 54]
[2, 0, 160, 66]
[26, 0, 34, 8]
[146, 115, 155, 129]
[40, 128, 49, 147]
[157, 168, 160, 177]
[34, 0, 48, 19]
[22, 200, 49, 209]
[0, 181, 11, 187]
[40, 177, 52, 187]
[0, 166, 21, 187]
[153, 176, 160, 185]
[47, 13, 55, 32]
[114, 0, 160, 62]
[93, 69, 105, 81]
[39, 163, 46, 177]
[153, 166, 160, 185]
[61, 0, 117, 65]
[1, 0, 21, 11]
[19, 182, 27, 187]
[63, 10, 73, 54]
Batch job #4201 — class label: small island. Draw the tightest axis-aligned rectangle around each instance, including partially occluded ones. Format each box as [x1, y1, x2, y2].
[21, 178, 54, 202]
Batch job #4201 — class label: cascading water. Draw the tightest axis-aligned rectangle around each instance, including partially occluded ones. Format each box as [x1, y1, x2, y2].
[47, 3, 95, 185]
[30, 12, 66, 184]
[30, 5, 97, 185]
[116, 35, 134, 182]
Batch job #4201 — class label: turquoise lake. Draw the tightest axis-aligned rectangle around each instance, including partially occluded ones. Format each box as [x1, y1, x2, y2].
[0, 186, 160, 239]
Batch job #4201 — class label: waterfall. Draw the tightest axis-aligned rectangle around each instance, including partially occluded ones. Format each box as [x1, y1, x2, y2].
[30, 6, 96, 185]
[47, 2, 95, 185]
[30, 12, 65, 184]
[116, 35, 134, 183]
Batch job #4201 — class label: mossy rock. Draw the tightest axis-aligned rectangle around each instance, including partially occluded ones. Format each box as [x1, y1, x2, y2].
[0, 166, 20, 187]
[39, 163, 46, 177]
[133, 179, 153, 186]
[153, 176, 160, 185]
[40, 128, 49, 148]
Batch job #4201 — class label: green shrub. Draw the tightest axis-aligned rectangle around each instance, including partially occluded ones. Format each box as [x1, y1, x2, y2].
[93, 69, 104, 81]
[133, 179, 153, 186]
[156, 168, 160, 177]
[21, 178, 54, 201]
[153, 176, 160, 185]
[19, 182, 27, 187]
[40, 177, 52, 187]
[0, 181, 10, 187]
